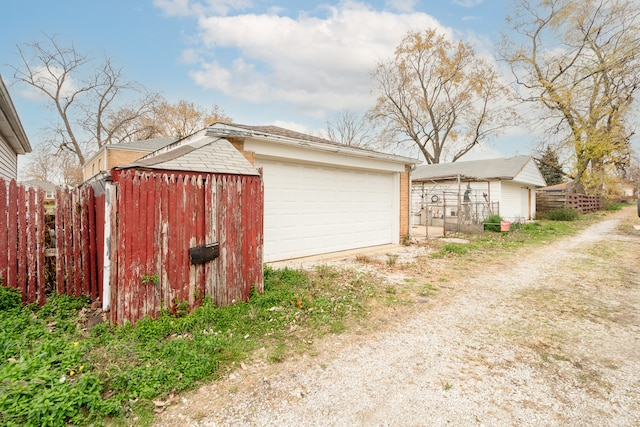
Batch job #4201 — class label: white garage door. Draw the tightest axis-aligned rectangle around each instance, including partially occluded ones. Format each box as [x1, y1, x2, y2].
[257, 158, 396, 262]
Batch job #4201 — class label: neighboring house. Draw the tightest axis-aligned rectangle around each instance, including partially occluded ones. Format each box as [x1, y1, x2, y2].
[0, 75, 31, 181]
[201, 123, 418, 262]
[82, 136, 176, 181]
[20, 179, 58, 212]
[412, 155, 547, 224]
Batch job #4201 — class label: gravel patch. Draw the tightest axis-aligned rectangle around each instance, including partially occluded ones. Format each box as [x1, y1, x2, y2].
[156, 209, 640, 427]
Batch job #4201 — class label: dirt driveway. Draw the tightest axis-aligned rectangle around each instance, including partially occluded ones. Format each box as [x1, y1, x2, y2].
[156, 207, 640, 426]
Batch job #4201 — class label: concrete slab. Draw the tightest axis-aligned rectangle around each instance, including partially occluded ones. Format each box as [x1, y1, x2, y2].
[411, 224, 444, 239]
[267, 244, 403, 269]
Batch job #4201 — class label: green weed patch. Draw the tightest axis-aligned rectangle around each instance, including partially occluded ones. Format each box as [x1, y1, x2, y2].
[0, 265, 378, 426]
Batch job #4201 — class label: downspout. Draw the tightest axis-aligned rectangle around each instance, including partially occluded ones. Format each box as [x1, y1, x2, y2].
[457, 174, 461, 233]
[408, 164, 417, 240]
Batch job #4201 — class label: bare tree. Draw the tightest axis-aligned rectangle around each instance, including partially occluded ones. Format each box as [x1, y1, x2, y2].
[369, 29, 517, 164]
[501, 0, 640, 194]
[8, 34, 161, 165]
[107, 98, 232, 142]
[324, 109, 378, 148]
[21, 143, 82, 186]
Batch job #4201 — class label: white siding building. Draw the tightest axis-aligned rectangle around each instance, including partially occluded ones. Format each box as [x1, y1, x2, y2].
[412, 156, 547, 224]
[206, 123, 417, 262]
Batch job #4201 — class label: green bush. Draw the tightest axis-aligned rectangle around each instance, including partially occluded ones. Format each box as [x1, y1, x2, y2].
[0, 286, 22, 311]
[483, 214, 504, 232]
[544, 207, 580, 221]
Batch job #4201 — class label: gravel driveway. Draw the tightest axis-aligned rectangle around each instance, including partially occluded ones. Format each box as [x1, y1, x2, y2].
[156, 207, 640, 427]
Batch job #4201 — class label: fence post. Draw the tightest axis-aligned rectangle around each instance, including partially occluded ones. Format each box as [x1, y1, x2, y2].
[102, 179, 115, 312]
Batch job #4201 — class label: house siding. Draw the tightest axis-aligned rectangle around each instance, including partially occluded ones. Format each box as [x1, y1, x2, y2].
[515, 161, 547, 187]
[499, 181, 526, 221]
[0, 139, 18, 181]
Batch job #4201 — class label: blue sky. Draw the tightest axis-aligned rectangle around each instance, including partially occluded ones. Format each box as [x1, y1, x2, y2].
[2, 0, 534, 167]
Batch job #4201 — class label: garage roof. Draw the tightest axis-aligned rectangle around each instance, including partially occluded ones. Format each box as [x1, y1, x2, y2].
[207, 122, 418, 165]
[413, 155, 542, 183]
[117, 129, 259, 176]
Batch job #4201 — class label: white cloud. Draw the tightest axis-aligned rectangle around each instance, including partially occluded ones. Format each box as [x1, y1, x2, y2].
[153, 0, 252, 17]
[17, 65, 79, 102]
[187, 2, 446, 116]
[385, 0, 419, 12]
[452, 0, 484, 7]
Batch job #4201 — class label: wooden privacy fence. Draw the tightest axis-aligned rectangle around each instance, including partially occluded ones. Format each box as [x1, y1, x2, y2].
[1, 169, 264, 325]
[55, 185, 103, 302]
[0, 178, 46, 304]
[0, 178, 98, 304]
[108, 169, 263, 325]
[536, 191, 602, 214]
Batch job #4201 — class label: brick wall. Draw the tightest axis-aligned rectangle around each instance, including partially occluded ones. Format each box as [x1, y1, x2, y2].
[83, 149, 151, 181]
[107, 150, 148, 169]
[83, 152, 106, 181]
[228, 138, 256, 165]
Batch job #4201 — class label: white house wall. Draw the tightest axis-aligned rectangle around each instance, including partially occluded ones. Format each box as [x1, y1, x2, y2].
[411, 179, 542, 224]
[0, 138, 17, 181]
[243, 138, 407, 173]
[514, 160, 547, 187]
[257, 157, 398, 262]
[243, 138, 405, 262]
[499, 181, 537, 221]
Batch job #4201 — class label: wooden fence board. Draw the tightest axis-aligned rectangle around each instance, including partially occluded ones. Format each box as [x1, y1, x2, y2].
[6, 181, 17, 290]
[95, 194, 105, 302]
[26, 188, 37, 303]
[87, 189, 97, 299]
[63, 189, 74, 296]
[16, 183, 27, 300]
[73, 189, 82, 297]
[36, 190, 46, 306]
[55, 188, 64, 294]
[0, 179, 7, 286]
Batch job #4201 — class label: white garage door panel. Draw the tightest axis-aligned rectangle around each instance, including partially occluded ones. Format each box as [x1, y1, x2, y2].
[257, 158, 395, 262]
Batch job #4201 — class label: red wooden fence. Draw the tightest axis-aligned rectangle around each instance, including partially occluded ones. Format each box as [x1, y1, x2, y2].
[0, 178, 46, 304]
[1, 178, 100, 304]
[2, 170, 263, 325]
[54, 185, 101, 301]
[109, 169, 264, 325]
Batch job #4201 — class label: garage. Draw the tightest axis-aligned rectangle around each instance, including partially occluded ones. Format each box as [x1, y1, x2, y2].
[206, 123, 417, 262]
[257, 158, 396, 262]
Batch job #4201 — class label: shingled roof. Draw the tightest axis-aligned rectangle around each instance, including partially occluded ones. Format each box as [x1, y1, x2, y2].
[111, 136, 176, 152]
[117, 129, 259, 176]
[413, 155, 537, 182]
[206, 122, 419, 165]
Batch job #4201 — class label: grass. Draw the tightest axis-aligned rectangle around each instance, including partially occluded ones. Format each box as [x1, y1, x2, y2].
[430, 215, 599, 259]
[0, 264, 380, 426]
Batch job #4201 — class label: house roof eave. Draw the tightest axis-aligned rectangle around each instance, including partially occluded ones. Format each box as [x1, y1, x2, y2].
[0, 75, 31, 154]
[206, 122, 419, 166]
